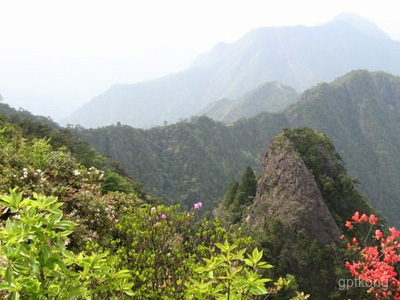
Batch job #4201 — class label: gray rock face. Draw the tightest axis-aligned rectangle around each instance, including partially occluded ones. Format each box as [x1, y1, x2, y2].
[245, 134, 341, 245]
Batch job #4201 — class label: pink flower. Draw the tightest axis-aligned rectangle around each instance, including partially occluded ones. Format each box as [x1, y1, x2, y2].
[151, 206, 156, 212]
[194, 202, 202, 210]
[161, 214, 167, 219]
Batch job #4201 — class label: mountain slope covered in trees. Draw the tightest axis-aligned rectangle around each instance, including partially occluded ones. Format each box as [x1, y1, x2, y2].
[1, 97, 299, 300]
[76, 70, 400, 226]
[200, 81, 298, 123]
[65, 14, 400, 128]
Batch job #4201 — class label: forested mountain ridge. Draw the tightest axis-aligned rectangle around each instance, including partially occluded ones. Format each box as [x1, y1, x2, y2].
[285, 70, 400, 224]
[75, 116, 271, 210]
[200, 81, 298, 123]
[76, 70, 400, 226]
[65, 13, 400, 128]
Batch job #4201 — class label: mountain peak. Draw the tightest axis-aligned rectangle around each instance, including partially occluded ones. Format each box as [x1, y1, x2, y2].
[328, 13, 391, 40]
[244, 128, 342, 245]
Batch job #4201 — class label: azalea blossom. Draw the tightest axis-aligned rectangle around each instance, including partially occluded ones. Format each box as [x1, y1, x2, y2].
[369, 214, 378, 225]
[345, 221, 353, 229]
[375, 229, 383, 240]
[194, 202, 203, 210]
[352, 211, 360, 222]
[351, 211, 368, 222]
[345, 212, 400, 299]
[390, 227, 400, 239]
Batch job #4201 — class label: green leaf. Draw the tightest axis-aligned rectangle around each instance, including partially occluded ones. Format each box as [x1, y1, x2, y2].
[5, 266, 13, 284]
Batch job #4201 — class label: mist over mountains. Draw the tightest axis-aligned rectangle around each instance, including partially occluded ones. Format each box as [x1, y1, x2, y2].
[65, 13, 400, 128]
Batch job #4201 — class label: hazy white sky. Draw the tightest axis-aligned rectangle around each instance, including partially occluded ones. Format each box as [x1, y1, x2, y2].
[0, 0, 399, 120]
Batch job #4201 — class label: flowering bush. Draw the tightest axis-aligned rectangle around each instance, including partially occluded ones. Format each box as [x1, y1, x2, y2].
[0, 122, 147, 249]
[345, 211, 400, 299]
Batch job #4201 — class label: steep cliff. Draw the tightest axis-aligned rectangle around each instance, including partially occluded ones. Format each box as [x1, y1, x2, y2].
[245, 132, 341, 245]
[241, 128, 375, 299]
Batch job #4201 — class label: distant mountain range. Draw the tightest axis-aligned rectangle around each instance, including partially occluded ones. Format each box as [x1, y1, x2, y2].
[76, 70, 400, 226]
[200, 82, 298, 123]
[65, 13, 400, 128]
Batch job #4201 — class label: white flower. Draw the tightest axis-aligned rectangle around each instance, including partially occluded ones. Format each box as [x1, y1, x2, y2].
[73, 170, 81, 176]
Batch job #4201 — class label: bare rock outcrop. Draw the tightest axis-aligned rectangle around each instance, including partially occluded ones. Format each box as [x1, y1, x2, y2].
[245, 132, 341, 245]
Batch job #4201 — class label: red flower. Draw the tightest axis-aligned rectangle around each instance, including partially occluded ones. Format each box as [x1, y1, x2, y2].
[369, 214, 378, 224]
[352, 211, 360, 222]
[390, 227, 400, 239]
[345, 213, 400, 299]
[359, 213, 368, 222]
[351, 211, 370, 223]
[375, 229, 383, 240]
[345, 221, 353, 229]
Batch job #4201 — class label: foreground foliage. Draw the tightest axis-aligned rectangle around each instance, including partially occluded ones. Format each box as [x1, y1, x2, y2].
[0, 191, 288, 300]
[186, 243, 273, 299]
[0, 191, 133, 300]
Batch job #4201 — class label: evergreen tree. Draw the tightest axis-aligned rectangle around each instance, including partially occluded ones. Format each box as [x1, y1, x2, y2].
[231, 167, 257, 223]
[221, 181, 239, 208]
